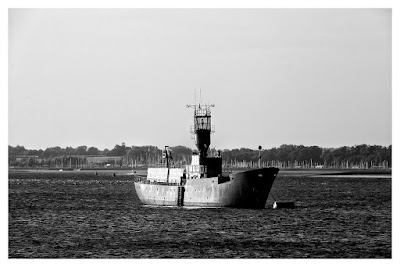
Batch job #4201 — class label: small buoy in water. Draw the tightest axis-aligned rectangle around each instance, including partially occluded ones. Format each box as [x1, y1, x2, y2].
[113, 173, 116, 177]
[95, 171, 98, 175]
[273, 201, 295, 209]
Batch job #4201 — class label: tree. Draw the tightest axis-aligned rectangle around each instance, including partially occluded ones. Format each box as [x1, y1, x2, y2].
[9, 145, 26, 157]
[108, 143, 128, 156]
[87, 147, 100, 155]
[276, 144, 296, 162]
[171, 146, 193, 162]
[42, 146, 62, 158]
[75, 146, 88, 155]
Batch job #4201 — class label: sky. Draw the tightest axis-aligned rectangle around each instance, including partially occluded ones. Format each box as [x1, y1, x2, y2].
[8, 8, 392, 150]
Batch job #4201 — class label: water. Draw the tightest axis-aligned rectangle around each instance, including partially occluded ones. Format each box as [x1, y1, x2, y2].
[8, 171, 391, 258]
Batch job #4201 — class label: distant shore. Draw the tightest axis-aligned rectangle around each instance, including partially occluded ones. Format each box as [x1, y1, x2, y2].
[8, 167, 391, 178]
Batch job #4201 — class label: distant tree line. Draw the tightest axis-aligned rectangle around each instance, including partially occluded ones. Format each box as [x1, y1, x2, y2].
[8, 143, 391, 169]
[221, 144, 391, 169]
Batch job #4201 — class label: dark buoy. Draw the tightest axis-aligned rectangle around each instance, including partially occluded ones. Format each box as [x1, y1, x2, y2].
[273, 201, 295, 209]
[113, 173, 116, 177]
[95, 171, 98, 175]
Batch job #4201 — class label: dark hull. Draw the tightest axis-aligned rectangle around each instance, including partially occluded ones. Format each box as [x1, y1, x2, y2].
[134, 167, 279, 208]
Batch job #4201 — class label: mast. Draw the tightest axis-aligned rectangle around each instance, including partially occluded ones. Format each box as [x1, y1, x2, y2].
[187, 101, 215, 165]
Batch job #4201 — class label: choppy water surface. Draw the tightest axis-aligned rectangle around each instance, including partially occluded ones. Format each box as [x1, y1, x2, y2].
[9, 171, 391, 258]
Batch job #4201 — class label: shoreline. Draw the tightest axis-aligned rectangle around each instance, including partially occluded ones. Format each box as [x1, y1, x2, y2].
[8, 167, 392, 178]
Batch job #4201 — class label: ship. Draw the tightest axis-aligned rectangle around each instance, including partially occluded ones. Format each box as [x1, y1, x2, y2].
[134, 102, 279, 208]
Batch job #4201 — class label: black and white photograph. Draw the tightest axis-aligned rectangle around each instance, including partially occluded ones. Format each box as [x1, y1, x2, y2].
[5, 2, 395, 261]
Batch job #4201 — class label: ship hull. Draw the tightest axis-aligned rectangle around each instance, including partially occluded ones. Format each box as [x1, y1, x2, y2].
[134, 167, 279, 208]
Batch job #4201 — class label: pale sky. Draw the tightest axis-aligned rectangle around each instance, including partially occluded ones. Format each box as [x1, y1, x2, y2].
[8, 8, 391, 150]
